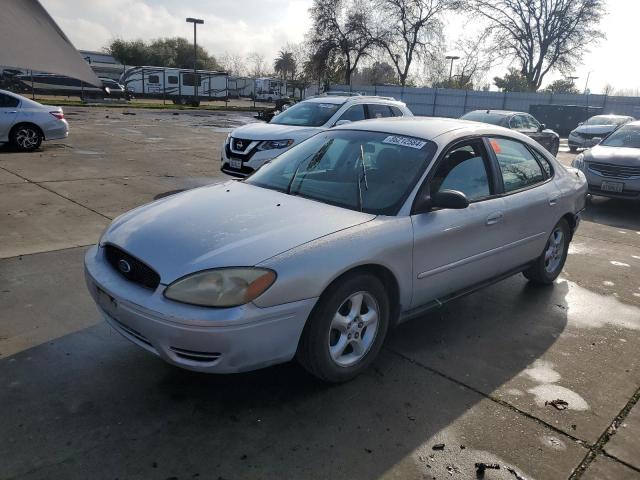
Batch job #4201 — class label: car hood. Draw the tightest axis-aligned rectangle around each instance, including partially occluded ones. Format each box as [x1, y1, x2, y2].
[585, 146, 640, 166]
[231, 122, 325, 141]
[102, 181, 375, 284]
[572, 125, 616, 135]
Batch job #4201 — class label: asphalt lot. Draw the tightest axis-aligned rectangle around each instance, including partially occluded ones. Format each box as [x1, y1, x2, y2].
[1, 107, 639, 480]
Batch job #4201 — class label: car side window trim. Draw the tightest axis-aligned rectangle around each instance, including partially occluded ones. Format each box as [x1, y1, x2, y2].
[410, 136, 499, 214]
[483, 135, 554, 197]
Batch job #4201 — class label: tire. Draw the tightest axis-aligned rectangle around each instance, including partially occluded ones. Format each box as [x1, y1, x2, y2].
[550, 139, 559, 157]
[297, 273, 390, 383]
[569, 146, 578, 153]
[11, 124, 43, 152]
[523, 219, 570, 285]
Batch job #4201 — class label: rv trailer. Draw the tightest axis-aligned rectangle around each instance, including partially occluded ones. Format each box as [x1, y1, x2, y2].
[119, 66, 228, 105]
[13, 73, 125, 98]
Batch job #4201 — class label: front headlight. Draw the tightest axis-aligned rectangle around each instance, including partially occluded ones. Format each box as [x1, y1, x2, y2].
[572, 153, 585, 170]
[164, 268, 276, 307]
[257, 139, 294, 151]
[225, 133, 231, 145]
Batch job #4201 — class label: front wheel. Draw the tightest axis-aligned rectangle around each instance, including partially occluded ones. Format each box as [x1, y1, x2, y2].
[550, 139, 559, 157]
[11, 125, 43, 151]
[297, 273, 390, 383]
[523, 219, 570, 285]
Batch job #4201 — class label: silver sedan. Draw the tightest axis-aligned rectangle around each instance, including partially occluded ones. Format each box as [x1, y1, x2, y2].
[85, 118, 587, 382]
[0, 88, 68, 151]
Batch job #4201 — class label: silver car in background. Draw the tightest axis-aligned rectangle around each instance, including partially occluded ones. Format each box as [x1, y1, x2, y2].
[572, 121, 640, 199]
[568, 114, 634, 152]
[86, 118, 586, 382]
[0, 88, 68, 151]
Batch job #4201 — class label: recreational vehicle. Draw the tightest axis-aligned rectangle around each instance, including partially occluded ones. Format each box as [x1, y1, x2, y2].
[13, 73, 125, 98]
[119, 67, 228, 105]
[254, 77, 287, 101]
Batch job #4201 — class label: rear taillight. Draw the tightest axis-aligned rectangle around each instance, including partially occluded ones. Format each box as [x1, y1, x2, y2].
[50, 111, 64, 120]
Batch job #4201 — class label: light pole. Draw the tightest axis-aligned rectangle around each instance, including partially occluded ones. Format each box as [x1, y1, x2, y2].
[186, 17, 204, 106]
[584, 71, 593, 94]
[445, 55, 460, 84]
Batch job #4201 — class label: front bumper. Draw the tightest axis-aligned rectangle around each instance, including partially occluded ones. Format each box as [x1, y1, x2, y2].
[84, 245, 317, 373]
[220, 143, 286, 178]
[583, 168, 640, 200]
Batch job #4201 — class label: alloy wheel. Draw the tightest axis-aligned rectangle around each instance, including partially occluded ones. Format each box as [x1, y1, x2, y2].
[544, 227, 565, 274]
[15, 128, 39, 149]
[328, 291, 379, 367]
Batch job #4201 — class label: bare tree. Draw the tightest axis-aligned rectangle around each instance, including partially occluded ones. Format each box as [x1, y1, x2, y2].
[218, 51, 246, 76]
[467, 0, 605, 91]
[308, 0, 378, 85]
[375, 0, 455, 86]
[246, 52, 267, 78]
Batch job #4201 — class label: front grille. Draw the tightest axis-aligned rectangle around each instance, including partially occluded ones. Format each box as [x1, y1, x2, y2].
[587, 162, 640, 179]
[169, 347, 222, 363]
[104, 245, 160, 290]
[232, 137, 251, 152]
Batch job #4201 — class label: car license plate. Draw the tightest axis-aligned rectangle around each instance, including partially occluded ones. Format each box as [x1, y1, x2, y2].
[601, 181, 624, 193]
[230, 159, 242, 169]
[96, 286, 118, 317]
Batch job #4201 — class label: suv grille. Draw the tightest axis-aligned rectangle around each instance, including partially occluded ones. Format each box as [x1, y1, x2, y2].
[104, 245, 160, 290]
[587, 162, 640, 179]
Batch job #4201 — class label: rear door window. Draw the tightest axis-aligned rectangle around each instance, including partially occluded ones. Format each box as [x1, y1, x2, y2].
[390, 106, 404, 117]
[488, 137, 546, 192]
[0, 93, 19, 108]
[367, 104, 393, 119]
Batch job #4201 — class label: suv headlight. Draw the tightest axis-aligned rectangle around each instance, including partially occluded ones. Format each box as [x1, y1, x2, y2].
[257, 139, 294, 151]
[164, 268, 276, 307]
[572, 153, 585, 170]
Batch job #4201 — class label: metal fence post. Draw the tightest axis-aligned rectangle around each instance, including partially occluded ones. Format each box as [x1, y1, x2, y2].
[502, 91, 507, 109]
[463, 89, 468, 114]
[225, 76, 228, 108]
[162, 68, 166, 105]
[253, 78, 256, 108]
[432, 88, 438, 116]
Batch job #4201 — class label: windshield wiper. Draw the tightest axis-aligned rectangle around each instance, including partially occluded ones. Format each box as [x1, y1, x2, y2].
[356, 144, 368, 212]
[287, 140, 333, 195]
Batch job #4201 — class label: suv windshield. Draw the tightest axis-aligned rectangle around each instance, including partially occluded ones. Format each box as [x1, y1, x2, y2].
[585, 116, 628, 126]
[600, 125, 640, 148]
[270, 101, 342, 127]
[246, 130, 436, 215]
[461, 111, 506, 126]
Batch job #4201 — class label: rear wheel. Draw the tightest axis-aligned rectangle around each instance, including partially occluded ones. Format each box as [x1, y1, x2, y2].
[523, 219, 570, 285]
[297, 273, 389, 383]
[11, 124, 42, 151]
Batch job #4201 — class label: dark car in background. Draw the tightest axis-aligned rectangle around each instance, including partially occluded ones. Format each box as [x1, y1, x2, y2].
[568, 114, 634, 152]
[572, 121, 640, 199]
[461, 110, 560, 156]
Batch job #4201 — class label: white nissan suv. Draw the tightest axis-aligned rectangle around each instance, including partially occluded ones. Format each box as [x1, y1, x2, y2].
[220, 95, 413, 177]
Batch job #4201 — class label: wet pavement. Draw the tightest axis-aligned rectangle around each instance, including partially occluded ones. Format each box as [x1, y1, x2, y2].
[1, 107, 639, 479]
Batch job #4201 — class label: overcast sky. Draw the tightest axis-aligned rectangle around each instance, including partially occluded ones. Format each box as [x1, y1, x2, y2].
[41, 0, 639, 94]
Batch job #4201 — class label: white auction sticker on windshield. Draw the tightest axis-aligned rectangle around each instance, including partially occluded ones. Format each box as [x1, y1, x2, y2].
[382, 135, 427, 149]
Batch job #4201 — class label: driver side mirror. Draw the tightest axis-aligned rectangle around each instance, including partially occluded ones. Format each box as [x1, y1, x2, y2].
[414, 189, 470, 213]
[538, 123, 546, 131]
[590, 136, 603, 146]
[334, 119, 351, 127]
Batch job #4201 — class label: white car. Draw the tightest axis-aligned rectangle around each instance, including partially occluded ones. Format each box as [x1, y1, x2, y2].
[0, 89, 68, 151]
[220, 95, 413, 177]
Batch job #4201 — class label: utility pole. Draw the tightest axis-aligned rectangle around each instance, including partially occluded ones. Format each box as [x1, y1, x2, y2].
[186, 17, 204, 106]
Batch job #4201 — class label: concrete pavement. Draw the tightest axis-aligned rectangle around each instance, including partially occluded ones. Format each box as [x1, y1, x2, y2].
[1, 108, 639, 479]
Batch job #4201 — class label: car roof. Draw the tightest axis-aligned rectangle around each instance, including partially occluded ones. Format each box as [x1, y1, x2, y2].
[333, 116, 516, 140]
[465, 109, 525, 117]
[303, 95, 405, 106]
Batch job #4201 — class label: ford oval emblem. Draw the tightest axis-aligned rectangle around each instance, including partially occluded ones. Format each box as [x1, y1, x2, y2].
[118, 259, 131, 273]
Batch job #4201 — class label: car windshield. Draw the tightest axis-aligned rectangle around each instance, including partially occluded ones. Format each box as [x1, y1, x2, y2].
[246, 130, 436, 215]
[461, 112, 505, 126]
[585, 116, 628, 126]
[270, 101, 342, 127]
[600, 125, 640, 148]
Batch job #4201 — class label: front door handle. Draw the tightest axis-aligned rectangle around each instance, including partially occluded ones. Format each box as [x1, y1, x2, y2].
[486, 212, 504, 226]
[4, 111, 17, 114]
[549, 198, 559, 206]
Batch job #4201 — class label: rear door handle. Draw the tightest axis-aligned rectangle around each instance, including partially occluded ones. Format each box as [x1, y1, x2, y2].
[486, 212, 504, 226]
